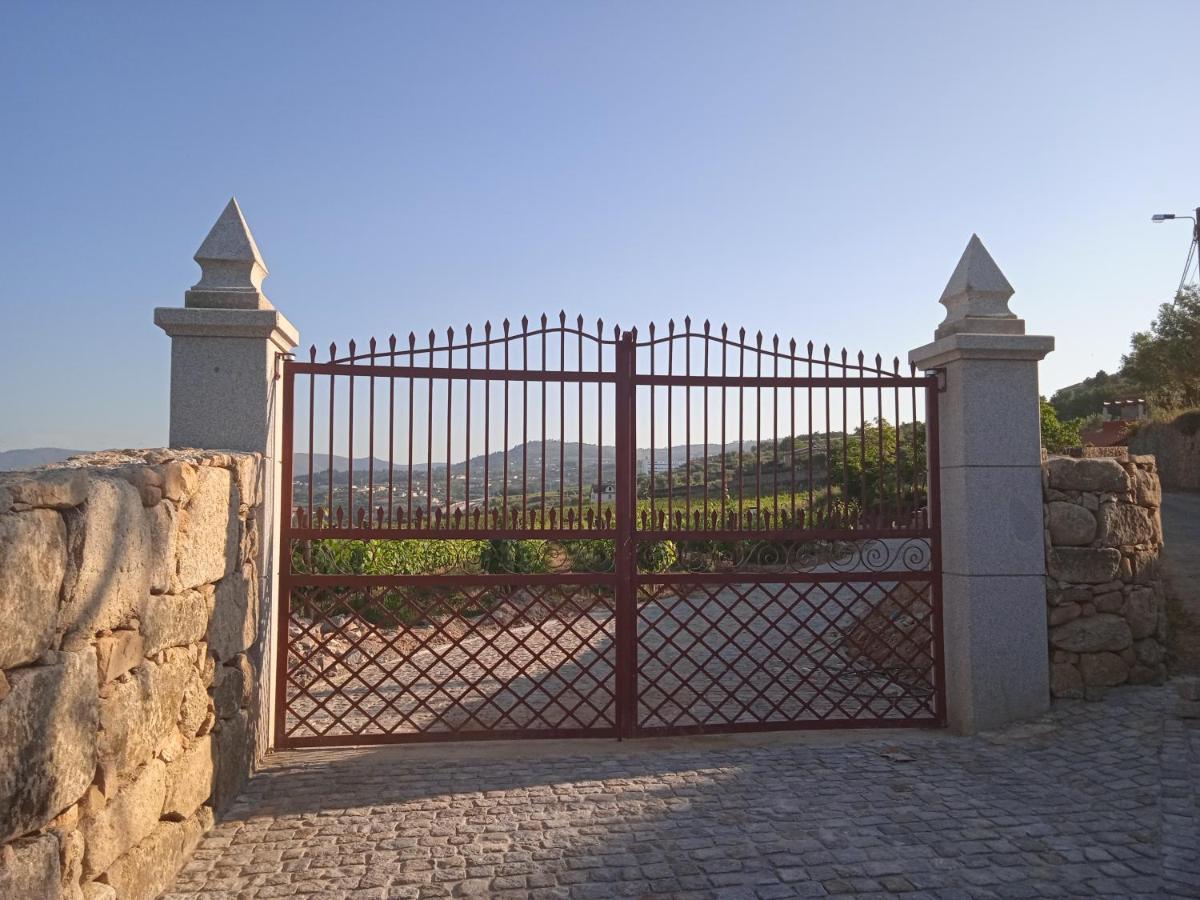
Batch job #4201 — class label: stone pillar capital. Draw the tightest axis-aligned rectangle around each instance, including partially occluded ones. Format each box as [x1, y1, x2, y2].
[185, 197, 273, 310]
[935, 234, 1025, 339]
[154, 307, 299, 353]
[909, 331, 1054, 370]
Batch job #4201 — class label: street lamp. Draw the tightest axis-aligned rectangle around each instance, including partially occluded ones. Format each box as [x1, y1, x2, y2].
[1150, 209, 1199, 236]
[1150, 207, 1200, 293]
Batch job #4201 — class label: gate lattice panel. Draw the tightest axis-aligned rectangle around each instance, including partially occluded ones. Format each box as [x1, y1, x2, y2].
[276, 316, 943, 748]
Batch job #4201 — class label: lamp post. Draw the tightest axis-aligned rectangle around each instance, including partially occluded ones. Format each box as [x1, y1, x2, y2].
[1150, 208, 1198, 233]
[1150, 207, 1200, 293]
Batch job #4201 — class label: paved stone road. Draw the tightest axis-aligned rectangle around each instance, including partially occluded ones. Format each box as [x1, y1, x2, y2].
[166, 685, 1198, 899]
[1161, 492, 1200, 673]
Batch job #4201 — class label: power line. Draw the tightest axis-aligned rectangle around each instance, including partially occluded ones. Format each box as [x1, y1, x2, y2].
[1177, 235, 1196, 296]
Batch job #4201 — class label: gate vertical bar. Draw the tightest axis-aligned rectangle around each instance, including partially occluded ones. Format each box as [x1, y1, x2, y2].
[926, 378, 947, 726]
[614, 332, 637, 739]
[274, 361, 296, 748]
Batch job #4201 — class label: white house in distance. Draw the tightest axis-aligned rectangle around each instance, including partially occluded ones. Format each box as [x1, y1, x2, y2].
[591, 482, 616, 504]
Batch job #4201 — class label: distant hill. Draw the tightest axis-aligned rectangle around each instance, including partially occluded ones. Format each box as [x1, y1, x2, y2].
[1050, 370, 1140, 420]
[0, 447, 88, 471]
[292, 442, 617, 483]
[292, 442, 749, 479]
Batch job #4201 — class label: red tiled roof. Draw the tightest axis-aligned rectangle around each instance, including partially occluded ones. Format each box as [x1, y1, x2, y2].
[1079, 420, 1130, 447]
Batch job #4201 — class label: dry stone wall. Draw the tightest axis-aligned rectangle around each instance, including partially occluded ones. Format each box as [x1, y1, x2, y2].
[0, 450, 264, 900]
[1043, 454, 1168, 699]
[1127, 418, 1200, 491]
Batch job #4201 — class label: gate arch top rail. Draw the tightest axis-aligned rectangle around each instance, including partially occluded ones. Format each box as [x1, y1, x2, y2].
[320, 313, 620, 367]
[283, 313, 936, 540]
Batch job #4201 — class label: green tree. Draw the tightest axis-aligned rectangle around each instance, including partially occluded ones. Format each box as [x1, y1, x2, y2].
[1122, 285, 1200, 410]
[828, 418, 927, 520]
[1049, 369, 1140, 420]
[1040, 397, 1080, 453]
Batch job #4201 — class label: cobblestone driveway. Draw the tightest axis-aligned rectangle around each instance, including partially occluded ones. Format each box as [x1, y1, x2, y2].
[167, 686, 1198, 899]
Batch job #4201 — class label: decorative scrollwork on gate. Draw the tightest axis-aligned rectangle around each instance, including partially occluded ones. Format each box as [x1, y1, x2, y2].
[663, 536, 932, 574]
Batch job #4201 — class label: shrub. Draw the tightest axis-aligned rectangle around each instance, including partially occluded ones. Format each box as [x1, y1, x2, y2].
[560, 540, 614, 572]
[480, 539, 549, 575]
[1174, 409, 1200, 436]
[637, 539, 677, 573]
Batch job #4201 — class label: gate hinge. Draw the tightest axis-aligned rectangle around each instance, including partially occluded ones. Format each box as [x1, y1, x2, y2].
[274, 350, 295, 380]
[925, 367, 947, 393]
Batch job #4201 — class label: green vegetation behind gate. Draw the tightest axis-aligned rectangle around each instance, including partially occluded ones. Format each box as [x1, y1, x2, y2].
[289, 532, 855, 625]
[1049, 284, 1200, 427]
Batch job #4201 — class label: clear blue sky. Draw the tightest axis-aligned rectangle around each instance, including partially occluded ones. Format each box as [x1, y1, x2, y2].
[2, 1, 1198, 450]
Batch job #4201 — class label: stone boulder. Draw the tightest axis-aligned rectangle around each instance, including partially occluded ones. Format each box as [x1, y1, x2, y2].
[229, 455, 262, 510]
[95, 630, 144, 683]
[140, 590, 212, 656]
[82, 758, 167, 878]
[1131, 467, 1161, 508]
[176, 467, 238, 591]
[208, 564, 258, 661]
[0, 834, 61, 898]
[147, 500, 178, 595]
[1050, 663, 1083, 698]
[213, 708, 250, 812]
[1048, 602, 1082, 626]
[1046, 502, 1096, 546]
[1045, 457, 1130, 493]
[60, 477, 152, 637]
[160, 460, 199, 504]
[1123, 588, 1158, 640]
[178, 667, 210, 739]
[1134, 637, 1167, 666]
[1049, 614, 1132, 653]
[97, 651, 191, 780]
[0, 648, 98, 843]
[1097, 504, 1158, 548]
[1, 469, 89, 509]
[101, 805, 212, 900]
[211, 663, 245, 719]
[1046, 547, 1122, 584]
[163, 735, 213, 819]
[1130, 549, 1159, 583]
[0, 509, 67, 669]
[1079, 652, 1129, 687]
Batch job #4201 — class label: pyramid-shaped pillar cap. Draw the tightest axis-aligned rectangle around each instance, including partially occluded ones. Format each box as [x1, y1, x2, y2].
[185, 197, 273, 310]
[935, 234, 1023, 338]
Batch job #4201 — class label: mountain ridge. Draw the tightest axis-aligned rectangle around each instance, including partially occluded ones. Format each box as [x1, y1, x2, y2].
[0, 447, 89, 471]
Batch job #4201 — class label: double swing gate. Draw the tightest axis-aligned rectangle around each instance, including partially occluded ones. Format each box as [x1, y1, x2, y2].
[277, 316, 944, 748]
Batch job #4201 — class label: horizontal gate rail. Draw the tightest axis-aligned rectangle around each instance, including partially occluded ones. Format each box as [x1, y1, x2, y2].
[288, 573, 618, 587]
[630, 571, 937, 585]
[635, 374, 932, 388]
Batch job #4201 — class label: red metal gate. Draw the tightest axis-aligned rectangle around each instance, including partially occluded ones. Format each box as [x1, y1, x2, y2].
[276, 317, 943, 748]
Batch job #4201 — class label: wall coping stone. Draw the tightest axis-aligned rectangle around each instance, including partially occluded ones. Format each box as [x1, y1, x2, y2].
[153, 307, 298, 351]
[909, 331, 1055, 370]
